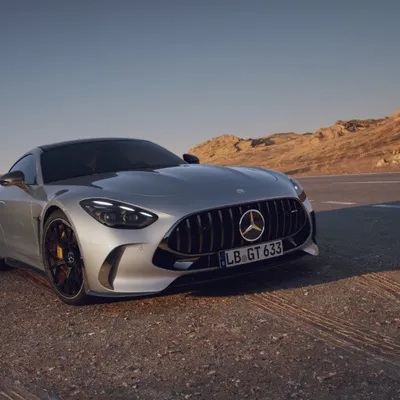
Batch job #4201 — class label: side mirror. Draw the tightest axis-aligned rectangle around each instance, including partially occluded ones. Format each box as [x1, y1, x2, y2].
[183, 153, 200, 164]
[0, 170, 25, 187]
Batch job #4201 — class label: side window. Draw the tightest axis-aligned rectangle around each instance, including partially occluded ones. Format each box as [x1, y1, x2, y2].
[9, 154, 37, 185]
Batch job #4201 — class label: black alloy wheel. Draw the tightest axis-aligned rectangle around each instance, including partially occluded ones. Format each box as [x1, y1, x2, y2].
[0, 256, 8, 270]
[43, 210, 89, 305]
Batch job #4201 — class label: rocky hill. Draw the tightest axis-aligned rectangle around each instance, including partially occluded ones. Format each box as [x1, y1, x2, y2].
[188, 109, 400, 176]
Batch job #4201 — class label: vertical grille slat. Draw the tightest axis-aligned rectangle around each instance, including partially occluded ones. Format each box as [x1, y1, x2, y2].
[218, 210, 225, 249]
[293, 200, 299, 233]
[280, 199, 286, 237]
[273, 200, 280, 239]
[286, 199, 293, 236]
[238, 206, 245, 246]
[166, 197, 308, 255]
[196, 214, 203, 253]
[264, 201, 272, 241]
[186, 218, 192, 254]
[207, 212, 214, 252]
[228, 208, 235, 248]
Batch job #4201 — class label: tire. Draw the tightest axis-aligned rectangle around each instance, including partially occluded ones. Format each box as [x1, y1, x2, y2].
[0, 256, 9, 270]
[42, 209, 89, 306]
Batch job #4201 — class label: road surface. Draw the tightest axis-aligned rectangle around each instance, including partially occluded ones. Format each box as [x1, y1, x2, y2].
[1, 172, 400, 400]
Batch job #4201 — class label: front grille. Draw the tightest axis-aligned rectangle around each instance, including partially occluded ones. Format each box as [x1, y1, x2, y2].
[153, 216, 311, 271]
[165, 197, 307, 256]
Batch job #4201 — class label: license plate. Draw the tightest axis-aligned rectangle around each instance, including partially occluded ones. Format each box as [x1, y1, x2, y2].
[218, 240, 283, 268]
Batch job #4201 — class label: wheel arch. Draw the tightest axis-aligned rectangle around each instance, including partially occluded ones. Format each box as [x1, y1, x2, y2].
[39, 202, 82, 260]
[43, 205, 62, 224]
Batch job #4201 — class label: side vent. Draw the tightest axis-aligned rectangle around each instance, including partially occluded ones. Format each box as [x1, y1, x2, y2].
[98, 246, 125, 290]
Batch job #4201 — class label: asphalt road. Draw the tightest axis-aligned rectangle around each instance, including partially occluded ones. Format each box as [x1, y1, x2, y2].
[1, 172, 400, 400]
[299, 171, 400, 210]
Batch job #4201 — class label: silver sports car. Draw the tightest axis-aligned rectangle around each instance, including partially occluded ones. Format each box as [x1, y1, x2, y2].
[0, 138, 318, 305]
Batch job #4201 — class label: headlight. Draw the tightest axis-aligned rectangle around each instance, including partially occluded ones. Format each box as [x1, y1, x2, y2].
[80, 198, 158, 229]
[289, 178, 307, 202]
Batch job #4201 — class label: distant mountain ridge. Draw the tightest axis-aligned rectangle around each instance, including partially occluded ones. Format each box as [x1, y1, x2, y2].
[188, 109, 400, 176]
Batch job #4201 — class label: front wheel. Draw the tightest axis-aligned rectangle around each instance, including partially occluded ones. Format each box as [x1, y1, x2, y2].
[0, 256, 9, 270]
[42, 210, 89, 306]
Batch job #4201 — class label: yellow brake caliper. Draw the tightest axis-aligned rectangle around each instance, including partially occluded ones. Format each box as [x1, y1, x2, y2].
[56, 230, 66, 260]
[56, 230, 68, 283]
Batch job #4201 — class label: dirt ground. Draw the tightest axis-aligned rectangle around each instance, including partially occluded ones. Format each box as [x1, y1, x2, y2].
[1, 174, 400, 400]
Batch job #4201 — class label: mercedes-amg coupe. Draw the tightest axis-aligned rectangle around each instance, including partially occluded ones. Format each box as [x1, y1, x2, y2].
[0, 138, 318, 305]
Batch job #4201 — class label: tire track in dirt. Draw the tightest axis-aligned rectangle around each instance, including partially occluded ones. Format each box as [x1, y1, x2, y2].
[246, 291, 400, 381]
[0, 377, 42, 400]
[15, 270, 51, 292]
[357, 272, 400, 302]
[254, 292, 400, 355]
[316, 243, 400, 303]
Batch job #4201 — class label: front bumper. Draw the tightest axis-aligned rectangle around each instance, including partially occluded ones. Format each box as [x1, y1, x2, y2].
[82, 201, 318, 298]
[88, 247, 315, 298]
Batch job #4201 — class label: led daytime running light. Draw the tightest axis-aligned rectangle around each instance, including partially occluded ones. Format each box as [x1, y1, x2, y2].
[80, 198, 158, 229]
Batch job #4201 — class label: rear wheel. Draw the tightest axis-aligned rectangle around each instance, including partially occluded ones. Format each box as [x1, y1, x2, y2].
[42, 210, 89, 306]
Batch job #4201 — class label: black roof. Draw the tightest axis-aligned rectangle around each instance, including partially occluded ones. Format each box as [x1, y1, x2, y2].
[39, 137, 146, 151]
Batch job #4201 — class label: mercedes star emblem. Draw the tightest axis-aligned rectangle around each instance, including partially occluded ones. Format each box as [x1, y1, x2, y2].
[239, 209, 265, 242]
[67, 251, 75, 264]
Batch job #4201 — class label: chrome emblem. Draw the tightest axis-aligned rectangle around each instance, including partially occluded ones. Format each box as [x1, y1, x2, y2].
[67, 251, 75, 264]
[239, 209, 265, 242]
[236, 188, 245, 194]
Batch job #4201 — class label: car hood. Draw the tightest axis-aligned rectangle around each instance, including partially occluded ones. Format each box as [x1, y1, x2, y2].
[52, 164, 279, 197]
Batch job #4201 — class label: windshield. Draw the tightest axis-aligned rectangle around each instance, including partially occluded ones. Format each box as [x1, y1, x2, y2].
[41, 139, 186, 183]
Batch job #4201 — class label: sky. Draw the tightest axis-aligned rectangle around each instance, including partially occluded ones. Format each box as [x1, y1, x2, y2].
[1, 0, 399, 172]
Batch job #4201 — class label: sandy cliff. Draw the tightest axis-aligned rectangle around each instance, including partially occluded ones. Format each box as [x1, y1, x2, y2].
[188, 109, 400, 176]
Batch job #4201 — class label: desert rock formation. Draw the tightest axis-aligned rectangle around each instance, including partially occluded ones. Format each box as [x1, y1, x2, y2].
[189, 109, 400, 176]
